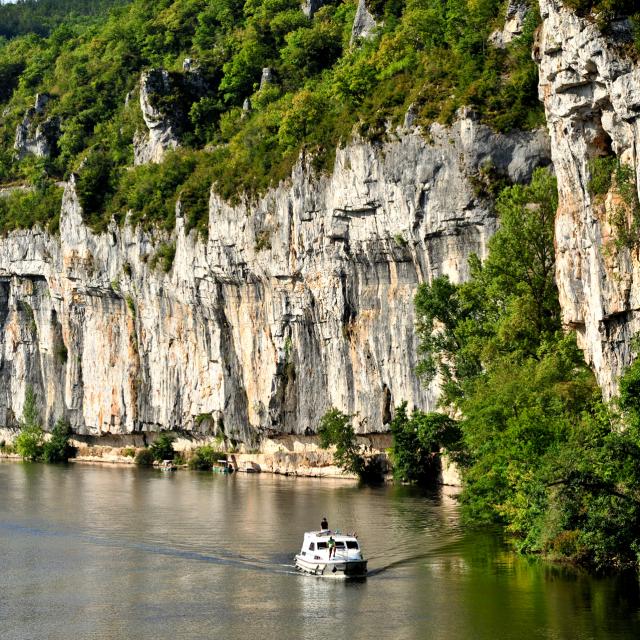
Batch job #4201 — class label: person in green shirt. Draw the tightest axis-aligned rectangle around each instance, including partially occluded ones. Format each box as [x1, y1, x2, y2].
[328, 536, 336, 559]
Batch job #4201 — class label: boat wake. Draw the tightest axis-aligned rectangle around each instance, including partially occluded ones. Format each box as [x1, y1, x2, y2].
[0, 521, 296, 575]
[1, 520, 456, 579]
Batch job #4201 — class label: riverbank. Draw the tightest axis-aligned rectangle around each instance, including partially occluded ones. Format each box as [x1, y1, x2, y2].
[0, 429, 462, 485]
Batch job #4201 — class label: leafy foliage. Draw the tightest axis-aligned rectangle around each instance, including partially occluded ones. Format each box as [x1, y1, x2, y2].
[414, 167, 640, 571]
[588, 155, 640, 249]
[318, 407, 384, 482]
[134, 447, 155, 466]
[0, 1, 131, 39]
[390, 401, 462, 484]
[188, 444, 224, 470]
[0, 0, 551, 232]
[14, 386, 44, 460]
[42, 417, 76, 463]
[149, 433, 176, 461]
[416, 168, 559, 405]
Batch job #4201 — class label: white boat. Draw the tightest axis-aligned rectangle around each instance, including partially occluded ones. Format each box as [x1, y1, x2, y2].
[294, 530, 367, 579]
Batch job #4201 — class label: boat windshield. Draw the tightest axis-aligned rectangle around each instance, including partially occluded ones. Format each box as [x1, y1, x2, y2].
[317, 542, 328, 549]
[346, 540, 359, 549]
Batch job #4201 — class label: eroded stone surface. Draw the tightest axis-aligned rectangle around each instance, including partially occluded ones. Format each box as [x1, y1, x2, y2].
[0, 121, 549, 440]
[536, 0, 640, 397]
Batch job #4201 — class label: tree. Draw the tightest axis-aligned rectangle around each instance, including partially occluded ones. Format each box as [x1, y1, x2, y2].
[415, 167, 560, 405]
[149, 433, 176, 461]
[42, 418, 76, 463]
[390, 402, 461, 484]
[15, 386, 44, 461]
[411, 167, 640, 570]
[318, 408, 383, 482]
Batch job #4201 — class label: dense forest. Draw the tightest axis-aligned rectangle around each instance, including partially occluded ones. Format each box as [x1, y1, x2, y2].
[0, 0, 131, 38]
[0, 0, 549, 236]
[409, 169, 640, 572]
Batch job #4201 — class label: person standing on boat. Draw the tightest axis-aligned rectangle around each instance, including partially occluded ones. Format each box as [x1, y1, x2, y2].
[328, 536, 336, 559]
[321, 516, 328, 531]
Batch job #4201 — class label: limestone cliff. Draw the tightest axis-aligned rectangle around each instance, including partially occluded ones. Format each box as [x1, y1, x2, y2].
[536, 0, 640, 397]
[0, 118, 548, 440]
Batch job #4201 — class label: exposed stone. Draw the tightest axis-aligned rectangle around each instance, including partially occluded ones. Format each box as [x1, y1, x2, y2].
[536, 0, 640, 397]
[489, 1, 529, 49]
[404, 104, 418, 129]
[13, 93, 59, 160]
[134, 69, 180, 165]
[0, 121, 549, 440]
[351, 0, 377, 43]
[260, 67, 275, 90]
[301, 0, 325, 18]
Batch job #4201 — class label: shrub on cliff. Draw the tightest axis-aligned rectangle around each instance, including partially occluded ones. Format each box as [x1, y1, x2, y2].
[134, 448, 155, 466]
[149, 433, 176, 461]
[390, 402, 462, 485]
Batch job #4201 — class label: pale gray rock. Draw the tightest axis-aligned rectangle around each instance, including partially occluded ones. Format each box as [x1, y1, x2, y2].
[0, 122, 549, 440]
[13, 93, 59, 160]
[260, 67, 275, 90]
[134, 69, 180, 165]
[301, 0, 325, 18]
[489, 1, 529, 49]
[351, 0, 377, 43]
[536, 0, 640, 397]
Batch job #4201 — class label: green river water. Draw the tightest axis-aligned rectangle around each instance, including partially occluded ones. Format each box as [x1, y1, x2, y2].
[1, 461, 639, 639]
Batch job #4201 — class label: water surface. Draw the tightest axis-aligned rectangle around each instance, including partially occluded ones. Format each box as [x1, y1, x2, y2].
[1, 461, 639, 639]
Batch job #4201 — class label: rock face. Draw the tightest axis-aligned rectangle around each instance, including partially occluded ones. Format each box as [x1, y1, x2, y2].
[134, 69, 181, 165]
[0, 120, 549, 440]
[351, 0, 377, 43]
[536, 0, 640, 397]
[489, 1, 529, 49]
[301, 0, 325, 18]
[13, 93, 59, 160]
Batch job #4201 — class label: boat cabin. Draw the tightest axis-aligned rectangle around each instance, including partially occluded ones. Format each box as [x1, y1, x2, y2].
[298, 530, 363, 563]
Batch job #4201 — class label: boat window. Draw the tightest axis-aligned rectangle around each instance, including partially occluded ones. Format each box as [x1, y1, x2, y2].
[335, 541, 346, 549]
[346, 541, 359, 549]
[317, 542, 328, 549]
[308, 543, 315, 551]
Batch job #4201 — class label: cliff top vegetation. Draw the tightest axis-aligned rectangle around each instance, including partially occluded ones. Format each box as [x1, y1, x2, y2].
[0, 0, 550, 236]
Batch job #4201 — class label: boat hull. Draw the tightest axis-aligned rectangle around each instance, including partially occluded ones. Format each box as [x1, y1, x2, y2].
[294, 555, 368, 579]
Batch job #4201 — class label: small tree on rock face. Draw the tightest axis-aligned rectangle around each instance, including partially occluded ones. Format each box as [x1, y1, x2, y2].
[15, 386, 44, 461]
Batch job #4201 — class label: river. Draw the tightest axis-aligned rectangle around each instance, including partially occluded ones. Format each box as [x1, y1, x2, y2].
[1, 461, 639, 639]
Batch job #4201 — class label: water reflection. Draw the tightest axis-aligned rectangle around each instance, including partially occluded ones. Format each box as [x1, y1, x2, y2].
[1, 461, 639, 640]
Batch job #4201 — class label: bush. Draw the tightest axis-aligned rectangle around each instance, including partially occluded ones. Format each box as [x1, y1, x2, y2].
[42, 418, 76, 463]
[15, 386, 44, 461]
[188, 445, 223, 470]
[318, 408, 383, 483]
[390, 402, 462, 484]
[121, 447, 136, 457]
[149, 433, 176, 461]
[134, 447, 155, 466]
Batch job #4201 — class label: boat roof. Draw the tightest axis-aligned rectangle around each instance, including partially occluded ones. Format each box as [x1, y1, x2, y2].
[303, 530, 358, 542]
